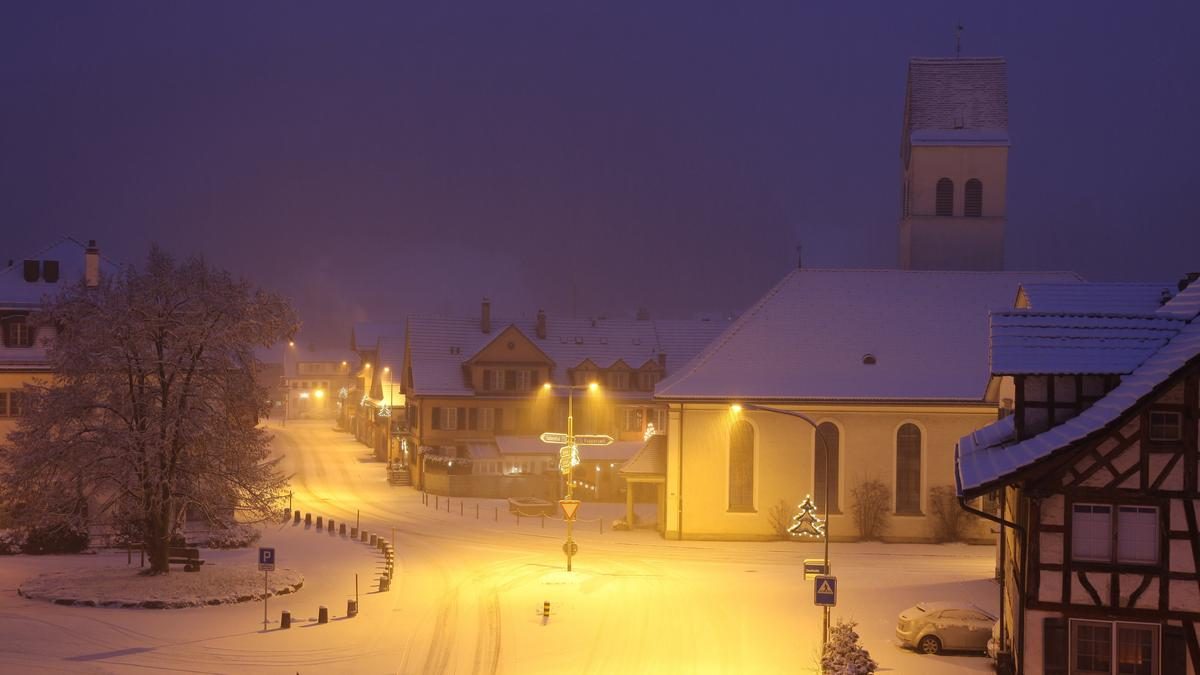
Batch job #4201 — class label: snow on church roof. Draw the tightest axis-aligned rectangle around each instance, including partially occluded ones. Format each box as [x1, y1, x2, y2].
[905, 57, 1008, 145]
[1017, 281, 1176, 314]
[654, 268, 1081, 402]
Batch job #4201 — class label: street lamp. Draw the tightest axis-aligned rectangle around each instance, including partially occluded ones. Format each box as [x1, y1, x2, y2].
[539, 380, 609, 571]
[732, 402, 834, 646]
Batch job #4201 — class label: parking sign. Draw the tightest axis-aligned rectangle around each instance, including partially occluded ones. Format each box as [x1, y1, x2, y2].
[258, 547, 276, 572]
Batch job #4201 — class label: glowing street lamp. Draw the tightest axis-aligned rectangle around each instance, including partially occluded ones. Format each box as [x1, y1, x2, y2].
[539, 381, 611, 571]
[732, 402, 835, 647]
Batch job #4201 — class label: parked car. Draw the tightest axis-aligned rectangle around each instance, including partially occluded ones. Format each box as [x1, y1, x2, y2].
[895, 601, 997, 655]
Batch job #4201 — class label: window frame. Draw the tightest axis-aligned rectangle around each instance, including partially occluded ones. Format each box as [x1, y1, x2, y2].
[1147, 410, 1182, 443]
[895, 423, 923, 515]
[935, 177, 955, 216]
[1071, 502, 1160, 566]
[813, 422, 841, 514]
[1069, 619, 1160, 675]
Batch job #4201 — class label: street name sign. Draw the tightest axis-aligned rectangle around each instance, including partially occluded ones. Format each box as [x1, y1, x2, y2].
[814, 575, 837, 607]
[803, 559, 829, 580]
[559, 499, 581, 521]
[540, 432, 569, 444]
[573, 434, 614, 446]
[258, 547, 276, 572]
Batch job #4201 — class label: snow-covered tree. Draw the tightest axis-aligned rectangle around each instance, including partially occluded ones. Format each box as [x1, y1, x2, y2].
[821, 619, 877, 675]
[0, 247, 296, 574]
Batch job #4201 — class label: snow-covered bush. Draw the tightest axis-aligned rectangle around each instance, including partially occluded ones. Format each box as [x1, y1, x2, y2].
[206, 524, 261, 549]
[21, 523, 89, 554]
[821, 619, 877, 675]
[929, 485, 975, 542]
[0, 529, 24, 555]
[850, 480, 891, 541]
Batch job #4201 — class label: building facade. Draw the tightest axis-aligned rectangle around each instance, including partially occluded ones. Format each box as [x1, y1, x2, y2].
[280, 344, 355, 421]
[957, 277, 1200, 675]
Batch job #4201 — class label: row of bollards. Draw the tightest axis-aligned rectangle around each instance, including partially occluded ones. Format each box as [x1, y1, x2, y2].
[418, 492, 604, 533]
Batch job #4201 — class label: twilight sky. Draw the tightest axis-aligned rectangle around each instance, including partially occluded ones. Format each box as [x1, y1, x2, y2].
[2, 2, 1198, 346]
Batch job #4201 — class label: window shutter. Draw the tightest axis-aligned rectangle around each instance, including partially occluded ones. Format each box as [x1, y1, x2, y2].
[531, 370, 540, 387]
[22, 260, 39, 282]
[457, 408, 466, 428]
[504, 370, 516, 391]
[431, 407, 441, 430]
[935, 178, 954, 216]
[42, 260, 60, 283]
[468, 408, 478, 431]
[964, 179, 983, 217]
[1043, 617, 1066, 675]
[1164, 624, 1186, 675]
[495, 408, 504, 431]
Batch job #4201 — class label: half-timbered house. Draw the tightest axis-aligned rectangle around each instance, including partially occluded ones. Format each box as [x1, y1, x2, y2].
[956, 276, 1200, 675]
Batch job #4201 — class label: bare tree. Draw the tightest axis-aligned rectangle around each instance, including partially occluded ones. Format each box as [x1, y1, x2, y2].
[1, 247, 296, 573]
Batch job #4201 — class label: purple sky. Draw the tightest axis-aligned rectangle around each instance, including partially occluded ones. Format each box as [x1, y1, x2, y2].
[2, 2, 1198, 346]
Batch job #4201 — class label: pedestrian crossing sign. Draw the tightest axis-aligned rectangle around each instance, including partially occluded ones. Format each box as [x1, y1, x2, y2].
[814, 575, 837, 607]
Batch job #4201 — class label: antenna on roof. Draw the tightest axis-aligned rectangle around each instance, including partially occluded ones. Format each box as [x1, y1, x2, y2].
[796, 244, 803, 269]
[955, 23, 964, 57]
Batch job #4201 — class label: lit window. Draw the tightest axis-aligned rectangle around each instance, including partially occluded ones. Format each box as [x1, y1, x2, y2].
[1070, 620, 1159, 675]
[621, 407, 644, 432]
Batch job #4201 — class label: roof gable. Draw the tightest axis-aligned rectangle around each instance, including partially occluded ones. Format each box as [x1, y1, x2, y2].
[467, 324, 555, 366]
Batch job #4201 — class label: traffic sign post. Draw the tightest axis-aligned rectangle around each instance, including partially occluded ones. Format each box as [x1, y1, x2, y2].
[814, 575, 837, 607]
[259, 548, 276, 631]
[803, 558, 829, 581]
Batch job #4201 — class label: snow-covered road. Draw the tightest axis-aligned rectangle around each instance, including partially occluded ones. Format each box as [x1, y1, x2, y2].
[0, 421, 999, 673]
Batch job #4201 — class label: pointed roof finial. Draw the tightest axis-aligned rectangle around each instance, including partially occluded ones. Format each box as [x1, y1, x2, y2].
[956, 23, 964, 57]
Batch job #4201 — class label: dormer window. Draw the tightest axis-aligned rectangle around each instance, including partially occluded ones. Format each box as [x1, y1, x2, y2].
[637, 371, 659, 390]
[607, 371, 629, 390]
[2, 316, 33, 348]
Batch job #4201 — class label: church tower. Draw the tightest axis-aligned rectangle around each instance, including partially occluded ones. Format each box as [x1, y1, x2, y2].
[899, 57, 1008, 270]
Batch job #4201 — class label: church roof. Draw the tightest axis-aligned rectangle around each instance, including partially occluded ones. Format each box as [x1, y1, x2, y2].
[654, 268, 1081, 402]
[905, 57, 1008, 145]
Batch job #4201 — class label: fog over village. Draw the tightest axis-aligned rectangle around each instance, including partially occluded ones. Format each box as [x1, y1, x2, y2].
[1, 4, 1199, 675]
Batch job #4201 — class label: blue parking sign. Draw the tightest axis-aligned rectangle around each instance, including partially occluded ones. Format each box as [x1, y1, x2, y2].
[814, 575, 837, 607]
[258, 547, 276, 571]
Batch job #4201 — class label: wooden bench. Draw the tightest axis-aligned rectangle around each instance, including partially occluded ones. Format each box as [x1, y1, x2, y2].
[168, 547, 206, 572]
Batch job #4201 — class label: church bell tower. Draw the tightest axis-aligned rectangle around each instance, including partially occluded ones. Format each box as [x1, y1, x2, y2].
[899, 57, 1008, 271]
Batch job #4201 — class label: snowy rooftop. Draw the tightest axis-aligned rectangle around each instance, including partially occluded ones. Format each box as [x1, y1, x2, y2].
[283, 346, 357, 378]
[0, 237, 120, 308]
[989, 311, 1185, 375]
[352, 320, 406, 352]
[958, 319, 1200, 495]
[905, 57, 1008, 137]
[654, 268, 1081, 402]
[620, 434, 667, 477]
[406, 314, 728, 397]
[1016, 281, 1176, 314]
[1159, 279, 1200, 318]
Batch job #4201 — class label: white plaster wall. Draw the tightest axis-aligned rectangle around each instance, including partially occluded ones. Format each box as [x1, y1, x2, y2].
[1171, 579, 1200, 612]
[1073, 572, 1110, 605]
[1172, 540, 1196, 574]
[1041, 495, 1064, 526]
[1039, 569, 1063, 603]
[1109, 447, 1138, 473]
[1021, 609, 1055, 675]
[1040, 531, 1063, 565]
[1119, 574, 1159, 610]
[1172, 499, 1187, 530]
[1150, 453, 1184, 490]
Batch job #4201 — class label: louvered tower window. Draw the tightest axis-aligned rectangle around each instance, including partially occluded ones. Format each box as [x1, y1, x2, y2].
[964, 179, 983, 217]
[935, 178, 954, 216]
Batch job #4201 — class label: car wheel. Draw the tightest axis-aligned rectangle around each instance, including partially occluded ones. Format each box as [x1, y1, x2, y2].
[917, 635, 942, 655]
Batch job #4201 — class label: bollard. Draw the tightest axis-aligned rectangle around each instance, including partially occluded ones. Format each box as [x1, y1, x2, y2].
[379, 576, 390, 592]
[327, 519, 334, 532]
[542, 601, 550, 622]
[347, 598, 358, 617]
[340, 523, 347, 536]
[351, 527, 358, 538]
[294, 510, 301, 524]
[283, 508, 291, 522]
[316, 516, 323, 529]
[460, 502, 464, 516]
[305, 513, 312, 526]
[541, 515, 545, 529]
[446, 498, 450, 513]
[370, 533, 377, 546]
[600, 519, 604, 534]
[281, 610, 291, 629]
[318, 606, 329, 624]
[476, 503, 480, 519]
[435, 495, 439, 510]
[361, 530, 368, 543]
[495, 506, 498, 522]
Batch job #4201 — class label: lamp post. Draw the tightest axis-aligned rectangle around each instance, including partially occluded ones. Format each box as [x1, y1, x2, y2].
[733, 402, 833, 647]
[539, 381, 609, 571]
[283, 341, 295, 427]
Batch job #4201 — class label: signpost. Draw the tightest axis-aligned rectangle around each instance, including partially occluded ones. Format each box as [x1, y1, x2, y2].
[259, 548, 276, 630]
[814, 575, 838, 607]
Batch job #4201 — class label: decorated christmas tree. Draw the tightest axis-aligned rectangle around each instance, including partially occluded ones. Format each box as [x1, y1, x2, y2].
[821, 619, 877, 675]
[787, 495, 826, 538]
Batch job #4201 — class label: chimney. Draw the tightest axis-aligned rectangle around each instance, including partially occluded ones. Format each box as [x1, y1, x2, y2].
[85, 240, 100, 288]
[636, 307, 650, 321]
[536, 309, 547, 339]
[481, 297, 491, 334]
[657, 352, 667, 370]
[1179, 272, 1200, 293]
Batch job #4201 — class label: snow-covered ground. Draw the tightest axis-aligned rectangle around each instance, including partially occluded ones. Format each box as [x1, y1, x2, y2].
[0, 420, 999, 673]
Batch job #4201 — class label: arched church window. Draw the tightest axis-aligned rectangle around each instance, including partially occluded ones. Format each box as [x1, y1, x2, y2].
[965, 179, 983, 217]
[935, 178, 954, 216]
[728, 420, 754, 511]
[896, 423, 922, 514]
[814, 422, 840, 513]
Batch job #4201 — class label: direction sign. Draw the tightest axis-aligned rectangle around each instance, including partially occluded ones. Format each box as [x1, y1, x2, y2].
[559, 499, 581, 521]
[573, 434, 614, 446]
[540, 432, 569, 444]
[814, 575, 837, 607]
[258, 547, 276, 572]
